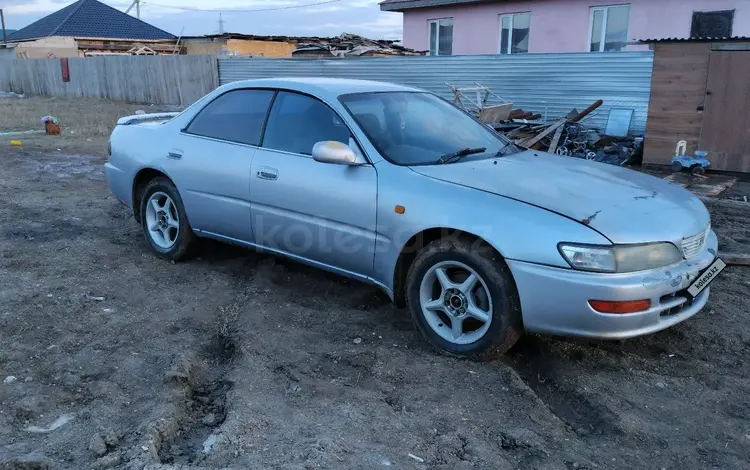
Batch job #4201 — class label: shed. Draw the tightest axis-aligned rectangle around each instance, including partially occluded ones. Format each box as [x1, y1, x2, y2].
[642, 37, 750, 173]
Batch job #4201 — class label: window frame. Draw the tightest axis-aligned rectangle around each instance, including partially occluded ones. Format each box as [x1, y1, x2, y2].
[498, 12, 531, 54]
[427, 17, 454, 56]
[260, 89, 371, 163]
[588, 4, 630, 52]
[338, 91, 511, 167]
[181, 87, 371, 163]
[182, 88, 276, 147]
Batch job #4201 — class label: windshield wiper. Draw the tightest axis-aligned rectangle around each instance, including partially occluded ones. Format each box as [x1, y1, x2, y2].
[437, 147, 486, 164]
[495, 142, 522, 157]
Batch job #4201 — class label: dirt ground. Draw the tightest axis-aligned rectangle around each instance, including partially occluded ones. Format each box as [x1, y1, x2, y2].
[1, 98, 750, 470]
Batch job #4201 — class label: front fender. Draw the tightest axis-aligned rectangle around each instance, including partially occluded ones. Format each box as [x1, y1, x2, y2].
[372, 164, 611, 294]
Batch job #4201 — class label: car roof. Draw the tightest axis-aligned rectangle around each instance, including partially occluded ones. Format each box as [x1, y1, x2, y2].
[223, 77, 421, 99]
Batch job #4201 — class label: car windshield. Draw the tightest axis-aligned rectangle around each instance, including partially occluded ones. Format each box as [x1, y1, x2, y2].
[340, 92, 512, 166]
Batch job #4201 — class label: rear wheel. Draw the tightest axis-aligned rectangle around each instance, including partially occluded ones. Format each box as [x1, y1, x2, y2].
[406, 237, 522, 359]
[139, 178, 197, 261]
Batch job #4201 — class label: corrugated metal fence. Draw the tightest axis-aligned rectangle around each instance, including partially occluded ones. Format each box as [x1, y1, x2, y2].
[0, 55, 218, 106]
[219, 52, 654, 132]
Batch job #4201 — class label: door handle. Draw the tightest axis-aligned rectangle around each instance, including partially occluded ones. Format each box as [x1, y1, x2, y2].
[257, 167, 278, 180]
[167, 150, 183, 160]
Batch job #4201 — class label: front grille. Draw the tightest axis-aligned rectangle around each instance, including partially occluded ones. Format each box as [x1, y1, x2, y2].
[681, 226, 709, 259]
[659, 292, 693, 316]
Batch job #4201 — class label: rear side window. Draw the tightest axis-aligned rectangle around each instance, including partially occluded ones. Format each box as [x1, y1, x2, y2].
[186, 89, 274, 146]
[263, 92, 351, 155]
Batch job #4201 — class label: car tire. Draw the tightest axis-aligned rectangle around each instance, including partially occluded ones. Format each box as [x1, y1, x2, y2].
[139, 177, 197, 261]
[671, 161, 683, 172]
[691, 164, 706, 176]
[405, 236, 522, 359]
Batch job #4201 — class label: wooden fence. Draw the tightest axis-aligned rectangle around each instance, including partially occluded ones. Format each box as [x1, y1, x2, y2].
[0, 55, 218, 106]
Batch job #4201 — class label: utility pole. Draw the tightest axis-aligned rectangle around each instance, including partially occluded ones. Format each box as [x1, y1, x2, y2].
[218, 13, 225, 34]
[1, 9, 7, 44]
[125, 0, 141, 19]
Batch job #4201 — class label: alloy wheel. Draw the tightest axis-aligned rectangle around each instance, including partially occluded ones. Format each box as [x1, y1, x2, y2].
[145, 191, 179, 249]
[419, 261, 493, 345]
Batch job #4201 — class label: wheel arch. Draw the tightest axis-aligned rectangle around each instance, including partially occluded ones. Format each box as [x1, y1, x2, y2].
[391, 227, 509, 308]
[132, 168, 171, 222]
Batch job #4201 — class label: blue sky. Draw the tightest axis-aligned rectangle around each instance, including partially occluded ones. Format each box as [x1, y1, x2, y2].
[2, 0, 404, 39]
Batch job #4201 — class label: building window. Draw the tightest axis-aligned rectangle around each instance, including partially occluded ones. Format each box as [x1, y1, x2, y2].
[691, 10, 734, 38]
[429, 18, 453, 56]
[499, 12, 531, 54]
[589, 4, 630, 52]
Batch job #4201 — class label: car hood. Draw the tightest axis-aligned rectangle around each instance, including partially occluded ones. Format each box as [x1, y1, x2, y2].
[409, 151, 710, 244]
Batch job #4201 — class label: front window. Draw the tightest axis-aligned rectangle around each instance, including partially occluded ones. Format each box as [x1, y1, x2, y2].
[429, 18, 453, 56]
[499, 12, 531, 54]
[589, 4, 630, 52]
[340, 92, 510, 166]
[263, 91, 351, 155]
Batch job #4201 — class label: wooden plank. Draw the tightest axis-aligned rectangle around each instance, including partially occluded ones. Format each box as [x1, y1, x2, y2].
[720, 253, 750, 266]
[548, 125, 564, 154]
[644, 42, 712, 168]
[699, 51, 750, 172]
[521, 118, 568, 147]
[0, 55, 218, 105]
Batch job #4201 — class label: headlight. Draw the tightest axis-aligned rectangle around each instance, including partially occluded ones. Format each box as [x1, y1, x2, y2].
[559, 243, 683, 273]
[559, 244, 616, 272]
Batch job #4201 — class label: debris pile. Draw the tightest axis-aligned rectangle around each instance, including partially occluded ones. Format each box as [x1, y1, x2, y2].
[293, 33, 424, 58]
[443, 84, 641, 165]
[496, 99, 641, 166]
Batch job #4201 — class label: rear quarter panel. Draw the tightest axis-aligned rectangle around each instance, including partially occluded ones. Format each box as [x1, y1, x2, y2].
[107, 122, 179, 209]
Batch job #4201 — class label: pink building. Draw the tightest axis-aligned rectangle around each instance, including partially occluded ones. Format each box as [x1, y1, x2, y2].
[381, 0, 750, 55]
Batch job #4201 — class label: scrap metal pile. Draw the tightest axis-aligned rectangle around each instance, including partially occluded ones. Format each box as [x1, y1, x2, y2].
[498, 101, 643, 166]
[446, 83, 642, 166]
[293, 33, 424, 58]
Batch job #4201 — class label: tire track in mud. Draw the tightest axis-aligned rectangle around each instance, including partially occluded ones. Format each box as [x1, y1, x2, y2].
[505, 337, 624, 438]
[132, 262, 252, 468]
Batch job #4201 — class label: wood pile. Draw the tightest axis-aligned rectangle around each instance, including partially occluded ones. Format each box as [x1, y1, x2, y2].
[499, 100, 604, 152]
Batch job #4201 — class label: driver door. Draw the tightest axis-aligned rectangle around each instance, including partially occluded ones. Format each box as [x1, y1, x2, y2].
[249, 91, 378, 278]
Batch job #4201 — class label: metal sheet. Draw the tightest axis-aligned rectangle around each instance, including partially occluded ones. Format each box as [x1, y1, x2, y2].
[219, 52, 654, 132]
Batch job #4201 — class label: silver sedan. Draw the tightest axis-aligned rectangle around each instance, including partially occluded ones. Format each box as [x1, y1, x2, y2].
[105, 78, 722, 358]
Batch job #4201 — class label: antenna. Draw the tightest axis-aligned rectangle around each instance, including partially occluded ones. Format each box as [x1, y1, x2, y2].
[218, 13, 225, 34]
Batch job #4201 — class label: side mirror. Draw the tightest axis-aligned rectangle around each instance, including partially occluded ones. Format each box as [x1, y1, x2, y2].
[312, 141, 366, 165]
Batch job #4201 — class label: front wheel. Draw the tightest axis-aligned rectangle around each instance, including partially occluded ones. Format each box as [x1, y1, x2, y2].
[405, 237, 522, 359]
[139, 177, 197, 261]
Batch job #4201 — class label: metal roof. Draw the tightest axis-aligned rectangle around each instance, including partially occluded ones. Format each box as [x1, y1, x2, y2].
[7, 0, 175, 43]
[639, 36, 750, 43]
[380, 0, 485, 12]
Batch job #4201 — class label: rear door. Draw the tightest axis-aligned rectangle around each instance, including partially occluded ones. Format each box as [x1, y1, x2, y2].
[164, 89, 275, 242]
[249, 91, 378, 278]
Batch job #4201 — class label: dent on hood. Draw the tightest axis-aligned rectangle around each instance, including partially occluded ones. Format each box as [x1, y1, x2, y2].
[634, 191, 658, 200]
[581, 210, 601, 225]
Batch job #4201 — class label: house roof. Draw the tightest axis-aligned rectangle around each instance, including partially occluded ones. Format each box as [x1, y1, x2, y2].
[380, 0, 484, 11]
[7, 0, 175, 43]
[639, 36, 750, 43]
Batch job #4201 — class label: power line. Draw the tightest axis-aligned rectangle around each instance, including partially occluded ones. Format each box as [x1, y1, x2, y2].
[143, 0, 343, 13]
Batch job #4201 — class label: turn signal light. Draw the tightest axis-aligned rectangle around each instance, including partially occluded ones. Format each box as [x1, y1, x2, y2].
[589, 299, 651, 314]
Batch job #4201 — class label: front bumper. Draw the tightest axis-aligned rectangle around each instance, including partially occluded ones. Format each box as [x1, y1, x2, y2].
[507, 230, 718, 339]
